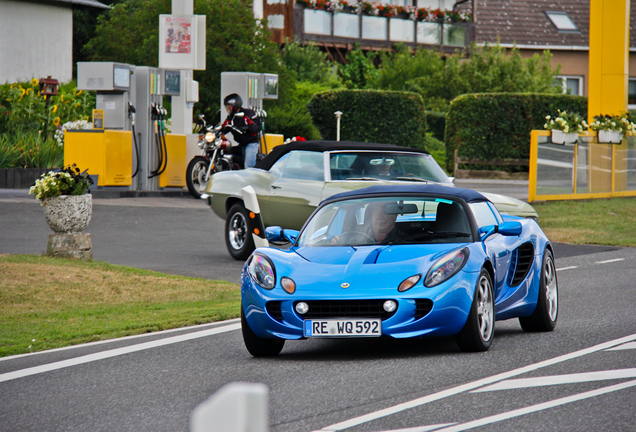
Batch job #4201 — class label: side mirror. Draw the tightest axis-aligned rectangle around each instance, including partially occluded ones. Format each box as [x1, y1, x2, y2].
[265, 226, 299, 244]
[480, 221, 522, 241]
[498, 221, 522, 236]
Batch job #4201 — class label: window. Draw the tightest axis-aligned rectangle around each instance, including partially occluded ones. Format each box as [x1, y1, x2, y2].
[628, 79, 636, 109]
[281, 151, 324, 181]
[554, 76, 583, 95]
[545, 11, 579, 32]
[469, 202, 499, 228]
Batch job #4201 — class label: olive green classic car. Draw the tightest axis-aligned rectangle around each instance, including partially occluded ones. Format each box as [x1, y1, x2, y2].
[205, 141, 538, 260]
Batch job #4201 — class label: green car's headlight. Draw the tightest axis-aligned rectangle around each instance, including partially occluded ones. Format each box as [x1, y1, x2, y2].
[247, 253, 276, 289]
[424, 248, 469, 288]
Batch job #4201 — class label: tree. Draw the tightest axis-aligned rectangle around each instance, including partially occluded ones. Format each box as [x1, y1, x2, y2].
[84, 0, 282, 118]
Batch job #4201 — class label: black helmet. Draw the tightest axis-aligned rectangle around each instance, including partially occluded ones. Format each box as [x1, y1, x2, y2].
[223, 93, 243, 112]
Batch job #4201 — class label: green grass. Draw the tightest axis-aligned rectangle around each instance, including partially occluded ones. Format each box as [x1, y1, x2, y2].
[0, 254, 240, 357]
[534, 197, 636, 247]
[1, 197, 635, 357]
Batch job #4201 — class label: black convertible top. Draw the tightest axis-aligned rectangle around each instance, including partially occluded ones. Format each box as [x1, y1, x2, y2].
[255, 140, 430, 171]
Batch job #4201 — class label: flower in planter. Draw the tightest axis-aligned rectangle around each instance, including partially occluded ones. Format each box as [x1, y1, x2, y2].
[589, 113, 636, 136]
[544, 110, 588, 134]
[29, 164, 93, 202]
[376, 3, 396, 18]
[357, 1, 376, 16]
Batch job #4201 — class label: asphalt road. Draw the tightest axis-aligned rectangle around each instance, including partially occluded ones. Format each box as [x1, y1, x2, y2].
[1, 186, 634, 431]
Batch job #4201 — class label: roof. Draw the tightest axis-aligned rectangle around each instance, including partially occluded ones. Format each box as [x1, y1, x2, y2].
[323, 184, 489, 204]
[47, 0, 110, 9]
[255, 141, 430, 171]
[468, 0, 636, 49]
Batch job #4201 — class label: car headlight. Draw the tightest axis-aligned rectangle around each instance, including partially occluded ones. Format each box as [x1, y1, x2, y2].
[247, 253, 276, 289]
[424, 248, 469, 287]
[205, 131, 215, 143]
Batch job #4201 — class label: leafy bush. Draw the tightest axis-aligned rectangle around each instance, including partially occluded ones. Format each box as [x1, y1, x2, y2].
[307, 89, 427, 148]
[29, 165, 93, 200]
[0, 132, 63, 169]
[445, 93, 587, 172]
[425, 111, 446, 141]
[0, 79, 94, 138]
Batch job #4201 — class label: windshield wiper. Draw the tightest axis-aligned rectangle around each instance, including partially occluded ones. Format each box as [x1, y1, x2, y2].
[394, 176, 429, 182]
[344, 177, 387, 181]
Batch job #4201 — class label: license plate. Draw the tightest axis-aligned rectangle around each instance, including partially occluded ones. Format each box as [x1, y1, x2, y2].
[303, 318, 382, 338]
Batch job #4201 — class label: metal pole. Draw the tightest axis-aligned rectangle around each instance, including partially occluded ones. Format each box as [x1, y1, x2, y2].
[334, 111, 343, 141]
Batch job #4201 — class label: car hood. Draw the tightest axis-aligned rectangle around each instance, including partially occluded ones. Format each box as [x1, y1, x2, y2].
[260, 244, 472, 292]
[479, 192, 538, 219]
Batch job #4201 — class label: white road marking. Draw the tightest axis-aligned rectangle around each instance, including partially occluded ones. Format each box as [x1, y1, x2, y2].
[595, 258, 625, 264]
[432, 380, 636, 432]
[472, 368, 636, 392]
[376, 425, 456, 432]
[0, 323, 241, 383]
[557, 266, 578, 271]
[606, 341, 636, 351]
[314, 334, 636, 432]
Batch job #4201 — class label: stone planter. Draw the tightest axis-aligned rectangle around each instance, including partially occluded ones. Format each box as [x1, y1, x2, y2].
[43, 194, 93, 233]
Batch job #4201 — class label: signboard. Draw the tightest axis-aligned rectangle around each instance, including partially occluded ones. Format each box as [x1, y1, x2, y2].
[92, 109, 104, 130]
[159, 15, 205, 70]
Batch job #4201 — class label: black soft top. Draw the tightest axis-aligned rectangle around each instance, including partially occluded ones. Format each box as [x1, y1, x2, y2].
[255, 140, 430, 171]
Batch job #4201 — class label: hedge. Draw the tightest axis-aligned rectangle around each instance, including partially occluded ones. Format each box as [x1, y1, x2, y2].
[307, 89, 427, 149]
[445, 93, 587, 173]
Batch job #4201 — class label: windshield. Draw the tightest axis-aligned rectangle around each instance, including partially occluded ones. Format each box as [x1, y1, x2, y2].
[297, 196, 473, 247]
[329, 151, 451, 183]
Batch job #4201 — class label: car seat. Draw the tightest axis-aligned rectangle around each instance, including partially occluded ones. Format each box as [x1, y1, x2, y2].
[435, 202, 470, 234]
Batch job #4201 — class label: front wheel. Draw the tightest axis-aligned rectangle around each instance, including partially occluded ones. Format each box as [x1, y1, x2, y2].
[520, 249, 558, 332]
[186, 156, 210, 199]
[241, 306, 284, 357]
[456, 269, 495, 352]
[225, 203, 255, 260]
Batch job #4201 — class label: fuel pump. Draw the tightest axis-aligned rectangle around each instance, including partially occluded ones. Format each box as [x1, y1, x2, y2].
[72, 62, 188, 192]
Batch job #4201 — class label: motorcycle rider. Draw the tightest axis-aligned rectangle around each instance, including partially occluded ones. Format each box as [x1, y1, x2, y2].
[222, 93, 262, 168]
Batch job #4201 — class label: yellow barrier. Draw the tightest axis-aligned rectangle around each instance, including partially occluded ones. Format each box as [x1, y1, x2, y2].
[529, 130, 636, 202]
[260, 133, 284, 154]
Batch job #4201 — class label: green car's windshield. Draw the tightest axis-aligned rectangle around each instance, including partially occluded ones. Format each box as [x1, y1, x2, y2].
[297, 196, 473, 247]
[329, 151, 451, 183]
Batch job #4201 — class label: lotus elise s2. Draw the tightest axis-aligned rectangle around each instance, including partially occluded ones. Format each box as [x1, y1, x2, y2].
[240, 184, 558, 356]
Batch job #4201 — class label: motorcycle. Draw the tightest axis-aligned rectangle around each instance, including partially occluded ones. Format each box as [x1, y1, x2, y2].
[186, 114, 238, 199]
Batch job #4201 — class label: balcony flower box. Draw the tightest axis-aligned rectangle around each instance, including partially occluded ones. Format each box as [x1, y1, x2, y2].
[334, 12, 359, 38]
[304, 9, 331, 35]
[362, 15, 387, 40]
[390, 17, 415, 42]
[417, 22, 441, 44]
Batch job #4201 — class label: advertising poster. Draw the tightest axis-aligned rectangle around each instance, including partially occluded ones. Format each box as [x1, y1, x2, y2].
[163, 16, 192, 54]
[159, 15, 204, 70]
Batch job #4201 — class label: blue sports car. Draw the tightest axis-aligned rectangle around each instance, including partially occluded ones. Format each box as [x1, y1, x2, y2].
[240, 184, 558, 356]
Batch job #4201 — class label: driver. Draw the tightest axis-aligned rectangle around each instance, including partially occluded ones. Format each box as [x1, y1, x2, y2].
[367, 201, 402, 243]
[333, 201, 404, 245]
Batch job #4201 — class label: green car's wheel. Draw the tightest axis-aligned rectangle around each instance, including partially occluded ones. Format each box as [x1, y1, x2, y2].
[241, 306, 284, 357]
[456, 269, 494, 352]
[225, 203, 255, 260]
[520, 249, 558, 332]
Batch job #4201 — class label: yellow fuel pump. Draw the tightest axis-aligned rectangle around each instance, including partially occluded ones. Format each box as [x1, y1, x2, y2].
[64, 129, 132, 187]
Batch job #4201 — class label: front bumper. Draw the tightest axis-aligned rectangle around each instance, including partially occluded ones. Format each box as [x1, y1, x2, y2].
[241, 270, 477, 340]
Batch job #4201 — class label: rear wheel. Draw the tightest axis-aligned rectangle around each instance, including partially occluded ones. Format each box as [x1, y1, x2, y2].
[456, 269, 494, 352]
[520, 249, 558, 332]
[225, 203, 255, 260]
[186, 156, 209, 199]
[241, 306, 284, 357]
